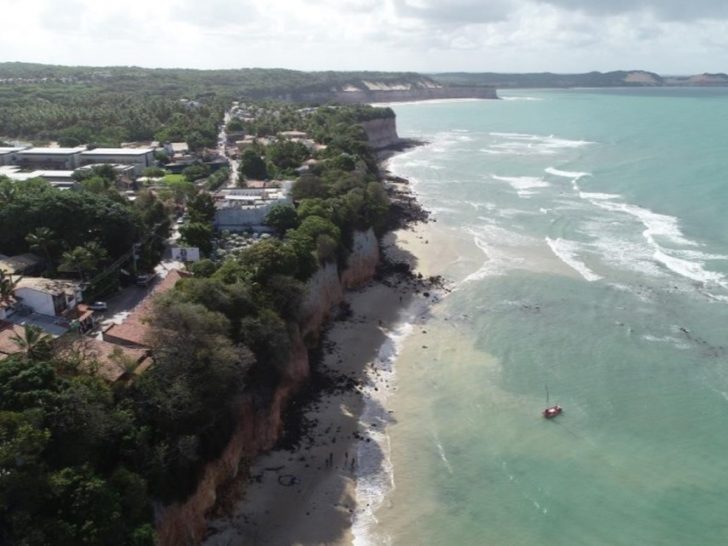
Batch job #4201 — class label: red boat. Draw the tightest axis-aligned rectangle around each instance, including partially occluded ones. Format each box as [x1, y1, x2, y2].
[543, 405, 562, 419]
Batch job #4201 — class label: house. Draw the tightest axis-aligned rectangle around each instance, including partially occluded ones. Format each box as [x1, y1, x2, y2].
[16, 147, 84, 170]
[0, 321, 25, 360]
[55, 336, 150, 383]
[0, 253, 45, 275]
[164, 142, 190, 159]
[14, 277, 82, 317]
[0, 146, 28, 166]
[79, 148, 154, 176]
[214, 184, 292, 232]
[103, 270, 185, 349]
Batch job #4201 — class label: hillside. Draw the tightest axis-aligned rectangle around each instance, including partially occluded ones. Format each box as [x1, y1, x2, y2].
[432, 70, 728, 88]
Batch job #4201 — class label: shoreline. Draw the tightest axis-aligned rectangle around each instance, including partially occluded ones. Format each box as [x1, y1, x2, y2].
[203, 146, 440, 545]
[203, 239, 438, 545]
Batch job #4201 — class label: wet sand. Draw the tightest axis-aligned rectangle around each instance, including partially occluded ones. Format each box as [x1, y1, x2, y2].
[203, 226, 437, 546]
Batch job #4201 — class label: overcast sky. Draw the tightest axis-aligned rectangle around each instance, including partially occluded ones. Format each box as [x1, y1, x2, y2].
[2, 0, 728, 73]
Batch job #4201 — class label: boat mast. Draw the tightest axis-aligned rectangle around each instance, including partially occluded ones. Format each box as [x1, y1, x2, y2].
[545, 384, 550, 406]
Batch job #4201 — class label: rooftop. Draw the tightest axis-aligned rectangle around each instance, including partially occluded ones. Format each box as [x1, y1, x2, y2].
[16, 277, 78, 296]
[0, 321, 25, 358]
[0, 147, 27, 154]
[0, 253, 43, 275]
[103, 270, 184, 348]
[19, 147, 85, 155]
[55, 336, 149, 383]
[81, 148, 153, 156]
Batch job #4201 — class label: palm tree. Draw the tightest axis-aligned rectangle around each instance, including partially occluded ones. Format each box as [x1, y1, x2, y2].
[10, 324, 52, 361]
[25, 227, 56, 273]
[60, 242, 108, 281]
[0, 268, 20, 307]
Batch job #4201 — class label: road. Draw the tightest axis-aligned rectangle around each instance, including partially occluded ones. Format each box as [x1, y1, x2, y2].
[218, 107, 239, 187]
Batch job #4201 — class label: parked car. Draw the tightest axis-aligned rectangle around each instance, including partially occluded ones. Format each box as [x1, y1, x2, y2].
[88, 301, 108, 311]
[135, 273, 157, 286]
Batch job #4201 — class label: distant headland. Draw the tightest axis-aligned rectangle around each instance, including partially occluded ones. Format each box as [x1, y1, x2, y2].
[430, 70, 728, 88]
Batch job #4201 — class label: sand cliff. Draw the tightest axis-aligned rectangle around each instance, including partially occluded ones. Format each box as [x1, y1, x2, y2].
[155, 229, 380, 546]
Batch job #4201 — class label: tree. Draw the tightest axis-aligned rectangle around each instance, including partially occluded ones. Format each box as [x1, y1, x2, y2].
[60, 241, 108, 280]
[187, 192, 216, 224]
[179, 222, 213, 256]
[25, 227, 56, 271]
[182, 163, 210, 182]
[265, 204, 299, 234]
[10, 324, 53, 361]
[292, 173, 327, 201]
[240, 149, 268, 180]
[237, 239, 300, 283]
[0, 268, 20, 307]
[266, 140, 309, 172]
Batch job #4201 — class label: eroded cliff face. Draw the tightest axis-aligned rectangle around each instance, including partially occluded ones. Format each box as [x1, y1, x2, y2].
[156, 228, 380, 546]
[271, 85, 499, 104]
[359, 117, 400, 150]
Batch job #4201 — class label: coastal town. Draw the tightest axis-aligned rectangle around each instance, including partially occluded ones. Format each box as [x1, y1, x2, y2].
[0, 101, 377, 375]
[0, 80, 431, 546]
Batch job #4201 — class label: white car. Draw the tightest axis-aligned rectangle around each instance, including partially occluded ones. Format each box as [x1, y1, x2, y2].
[88, 301, 108, 311]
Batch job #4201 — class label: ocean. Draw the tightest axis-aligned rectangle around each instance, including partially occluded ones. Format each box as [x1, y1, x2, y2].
[357, 89, 728, 546]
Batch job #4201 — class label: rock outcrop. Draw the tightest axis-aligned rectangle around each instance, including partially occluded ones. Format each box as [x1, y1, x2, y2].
[359, 117, 400, 150]
[155, 228, 381, 546]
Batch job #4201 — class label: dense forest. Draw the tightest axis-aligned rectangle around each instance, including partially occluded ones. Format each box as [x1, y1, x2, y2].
[0, 62, 418, 147]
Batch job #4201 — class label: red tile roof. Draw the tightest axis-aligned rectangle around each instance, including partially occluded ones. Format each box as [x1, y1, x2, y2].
[103, 270, 185, 349]
[0, 321, 24, 358]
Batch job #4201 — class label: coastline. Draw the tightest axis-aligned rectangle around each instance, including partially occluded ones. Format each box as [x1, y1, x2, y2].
[203, 148, 440, 545]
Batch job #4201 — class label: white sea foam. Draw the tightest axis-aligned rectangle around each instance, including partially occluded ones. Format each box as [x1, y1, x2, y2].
[432, 430, 454, 475]
[545, 237, 602, 282]
[579, 192, 621, 201]
[642, 334, 691, 350]
[352, 304, 424, 546]
[545, 167, 592, 180]
[492, 175, 550, 198]
[483, 133, 594, 156]
[587, 199, 728, 285]
[501, 96, 544, 101]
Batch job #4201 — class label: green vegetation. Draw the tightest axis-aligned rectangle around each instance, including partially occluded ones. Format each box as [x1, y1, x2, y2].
[0, 174, 170, 281]
[0, 95, 397, 543]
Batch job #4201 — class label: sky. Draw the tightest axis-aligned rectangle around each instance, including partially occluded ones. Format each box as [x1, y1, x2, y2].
[2, 0, 728, 73]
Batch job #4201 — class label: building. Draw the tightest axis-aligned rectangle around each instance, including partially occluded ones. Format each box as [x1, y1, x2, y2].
[0, 166, 77, 189]
[79, 148, 154, 176]
[0, 322, 25, 360]
[55, 336, 150, 383]
[14, 277, 82, 317]
[214, 184, 292, 231]
[16, 147, 84, 170]
[103, 270, 185, 349]
[164, 142, 190, 159]
[0, 253, 45, 276]
[279, 130, 309, 140]
[0, 147, 28, 166]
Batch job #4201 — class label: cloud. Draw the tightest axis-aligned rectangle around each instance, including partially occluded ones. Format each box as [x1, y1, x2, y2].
[392, 0, 516, 24]
[541, 0, 728, 21]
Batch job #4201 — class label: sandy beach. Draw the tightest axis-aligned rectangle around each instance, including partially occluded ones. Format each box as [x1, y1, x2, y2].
[203, 221, 440, 546]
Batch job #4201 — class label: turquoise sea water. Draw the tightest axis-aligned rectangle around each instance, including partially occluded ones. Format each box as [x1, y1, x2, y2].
[374, 90, 728, 546]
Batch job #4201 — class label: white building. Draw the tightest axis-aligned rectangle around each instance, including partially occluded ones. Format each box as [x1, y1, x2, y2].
[0, 147, 28, 166]
[14, 277, 82, 317]
[0, 166, 77, 189]
[214, 184, 292, 231]
[79, 148, 154, 176]
[17, 147, 84, 170]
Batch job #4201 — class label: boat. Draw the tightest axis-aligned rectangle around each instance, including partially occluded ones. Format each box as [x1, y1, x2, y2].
[543, 405, 563, 419]
[542, 385, 563, 419]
